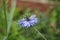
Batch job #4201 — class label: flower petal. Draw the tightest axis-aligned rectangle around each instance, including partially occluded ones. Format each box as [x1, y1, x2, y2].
[29, 15, 36, 20]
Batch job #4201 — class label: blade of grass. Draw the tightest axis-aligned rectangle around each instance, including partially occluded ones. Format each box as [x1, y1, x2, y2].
[7, 0, 17, 35]
[3, 0, 7, 30]
[2, 0, 17, 40]
[7, 0, 17, 40]
[2, 0, 7, 40]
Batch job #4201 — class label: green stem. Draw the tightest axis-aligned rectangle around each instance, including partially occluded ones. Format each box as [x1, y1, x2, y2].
[3, 0, 7, 40]
[3, 0, 7, 30]
[33, 27, 47, 40]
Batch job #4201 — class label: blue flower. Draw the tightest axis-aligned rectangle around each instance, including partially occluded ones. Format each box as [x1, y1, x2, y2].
[19, 15, 38, 28]
[19, 21, 30, 28]
[29, 18, 38, 26]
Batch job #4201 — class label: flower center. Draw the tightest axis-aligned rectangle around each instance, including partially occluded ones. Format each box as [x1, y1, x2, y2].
[26, 17, 30, 21]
